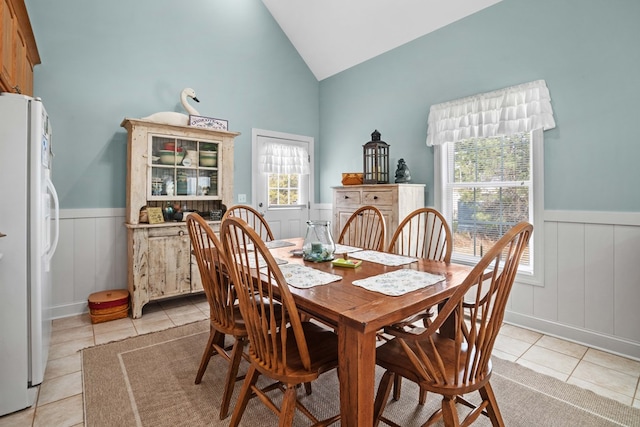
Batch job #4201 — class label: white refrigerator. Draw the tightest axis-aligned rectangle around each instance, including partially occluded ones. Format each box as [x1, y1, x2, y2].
[0, 92, 59, 416]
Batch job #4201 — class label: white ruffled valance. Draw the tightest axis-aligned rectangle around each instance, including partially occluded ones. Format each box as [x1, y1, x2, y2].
[259, 142, 310, 174]
[426, 80, 556, 146]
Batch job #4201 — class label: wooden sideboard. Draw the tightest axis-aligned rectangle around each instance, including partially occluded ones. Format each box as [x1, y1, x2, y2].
[0, 0, 39, 96]
[332, 184, 425, 248]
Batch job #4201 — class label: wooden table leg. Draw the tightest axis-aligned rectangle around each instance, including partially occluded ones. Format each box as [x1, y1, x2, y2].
[338, 319, 377, 426]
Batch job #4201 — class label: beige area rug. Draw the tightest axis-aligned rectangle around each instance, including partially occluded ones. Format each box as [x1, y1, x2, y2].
[82, 321, 640, 426]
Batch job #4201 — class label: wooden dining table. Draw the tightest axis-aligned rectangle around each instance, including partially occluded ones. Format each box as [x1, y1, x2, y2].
[266, 238, 477, 426]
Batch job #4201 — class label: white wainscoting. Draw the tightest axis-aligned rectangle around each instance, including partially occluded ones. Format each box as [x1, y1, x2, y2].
[51, 206, 640, 360]
[51, 209, 128, 319]
[507, 210, 640, 361]
[312, 203, 333, 222]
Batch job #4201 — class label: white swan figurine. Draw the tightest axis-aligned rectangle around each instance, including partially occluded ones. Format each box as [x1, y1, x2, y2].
[142, 88, 201, 126]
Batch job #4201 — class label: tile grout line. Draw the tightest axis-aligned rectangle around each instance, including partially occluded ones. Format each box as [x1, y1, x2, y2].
[565, 341, 587, 382]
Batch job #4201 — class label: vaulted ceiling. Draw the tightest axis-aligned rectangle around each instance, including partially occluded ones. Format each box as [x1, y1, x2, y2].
[261, 0, 503, 81]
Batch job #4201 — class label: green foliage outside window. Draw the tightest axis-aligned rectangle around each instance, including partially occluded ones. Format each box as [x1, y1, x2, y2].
[268, 174, 300, 206]
[451, 133, 531, 263]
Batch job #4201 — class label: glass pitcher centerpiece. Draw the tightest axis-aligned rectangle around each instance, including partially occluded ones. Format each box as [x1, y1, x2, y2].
[302, 220, 335, 262]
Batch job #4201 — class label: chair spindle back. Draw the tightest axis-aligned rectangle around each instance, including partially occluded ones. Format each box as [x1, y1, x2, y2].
[187, 213, 237, 332]
[221, 216, 313, 374]
[338, 205, 386, 251]
[222, 204, 275, 242]
[387, 207, 452, 262]
[399, 221, 533, 389]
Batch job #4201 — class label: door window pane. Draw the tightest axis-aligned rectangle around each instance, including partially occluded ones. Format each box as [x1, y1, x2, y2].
[268, 173, 301, 206]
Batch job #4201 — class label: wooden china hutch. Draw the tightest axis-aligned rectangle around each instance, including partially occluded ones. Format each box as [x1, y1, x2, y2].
[121, 118, 238, 318]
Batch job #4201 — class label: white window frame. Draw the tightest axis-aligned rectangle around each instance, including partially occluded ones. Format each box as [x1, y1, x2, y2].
[434, 128, 544, 286]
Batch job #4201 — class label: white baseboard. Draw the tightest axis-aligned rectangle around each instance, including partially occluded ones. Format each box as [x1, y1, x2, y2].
[51, 301, 89, 320]
[504, 311, 640, 362]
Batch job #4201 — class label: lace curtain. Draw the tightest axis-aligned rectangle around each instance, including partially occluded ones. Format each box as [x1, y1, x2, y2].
[426, 80, 556, 146]
[259, 142, 310, 174]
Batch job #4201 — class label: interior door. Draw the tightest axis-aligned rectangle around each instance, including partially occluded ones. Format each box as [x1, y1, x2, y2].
[252, 129, 313, 239]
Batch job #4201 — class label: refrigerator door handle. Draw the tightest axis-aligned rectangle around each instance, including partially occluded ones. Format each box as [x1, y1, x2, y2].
[45, 176, 59, 270]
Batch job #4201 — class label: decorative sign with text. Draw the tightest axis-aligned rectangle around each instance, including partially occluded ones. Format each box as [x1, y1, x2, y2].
[189, 115, 228, 130]
[147, 207, 165, 224]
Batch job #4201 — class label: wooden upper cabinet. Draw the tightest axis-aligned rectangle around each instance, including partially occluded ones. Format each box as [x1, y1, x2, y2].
[0, 0, 15, 84]
[0, 0, 39, 96]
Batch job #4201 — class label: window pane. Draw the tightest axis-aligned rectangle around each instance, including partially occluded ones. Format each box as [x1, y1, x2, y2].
[454, 135, 530, 183]
[269, 188, 278, 205]
[289, 190, 299, 204]
[449, 133, 531, 267]
[452, 186, 530, 261]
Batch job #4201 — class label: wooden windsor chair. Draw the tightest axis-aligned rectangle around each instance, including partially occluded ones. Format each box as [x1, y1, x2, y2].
[374, 222, 533, 427]
[221, 216, 341, 427]
[386, 207, 453, 402]
[387, 207, 452, 261]
[222, 204, 274, 242]
[337, 205, 386, 251]
[187, 213, 249, 419]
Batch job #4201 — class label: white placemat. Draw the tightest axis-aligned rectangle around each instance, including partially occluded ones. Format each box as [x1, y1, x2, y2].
[334, 244, 365, 254]
[265, 240, 296, 249]
[234, 253, 288, 269]
[276, 264, 342, 289]
[348, 250, 417, 266]
[352, 269, 445, 296]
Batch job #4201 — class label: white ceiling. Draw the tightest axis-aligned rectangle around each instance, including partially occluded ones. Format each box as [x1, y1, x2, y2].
[261, 0, 503, 81]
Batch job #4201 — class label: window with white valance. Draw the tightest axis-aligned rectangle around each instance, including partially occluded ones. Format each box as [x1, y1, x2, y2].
[429, 80, 556, 286]
[258, 142, 310, 175]
[426, 79, 556, 146]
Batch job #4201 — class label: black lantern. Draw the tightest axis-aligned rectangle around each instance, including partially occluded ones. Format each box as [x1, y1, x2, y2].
[363, 130, 389, 184]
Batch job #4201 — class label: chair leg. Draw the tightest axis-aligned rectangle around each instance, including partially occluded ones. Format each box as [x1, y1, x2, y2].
[194, 328, 223, 384]
[279, 385, 298, 426]
[418, 387, 427, 405]
[392, 373, 402, 401]
[441, 395, 461, 427]
[219, 337, 247, 419]
[304, 382, 312, 395]
[479, 382, 505, 427]
[229, 365, 260, 427]
[373, 371, 394, 427]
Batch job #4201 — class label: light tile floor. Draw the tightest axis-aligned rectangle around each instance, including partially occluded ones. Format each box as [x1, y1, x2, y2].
[1, 294, 639, 426]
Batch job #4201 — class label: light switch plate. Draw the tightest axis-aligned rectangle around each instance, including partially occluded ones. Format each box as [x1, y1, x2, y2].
[238, 194, 247, 203]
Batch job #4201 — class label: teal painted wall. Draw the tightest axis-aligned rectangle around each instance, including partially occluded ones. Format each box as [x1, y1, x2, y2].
[26, 0, 319, 208]
[26, 0, 640, 211]
[319, 0, 640, 211]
